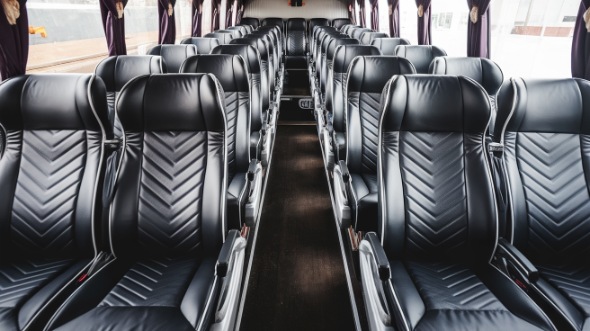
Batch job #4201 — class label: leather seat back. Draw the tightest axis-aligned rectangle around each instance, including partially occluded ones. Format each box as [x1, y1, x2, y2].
[315, 31, 341, 79]
[360, 31, 388, 45]
[147, 44, 197, 73]
[231, 37, 271, 113]
[322, 37, 358, 97]
[250, 30, 279, 72]
[371, 37, 410, 55]
[244, 34, 276, 93]
[308, 18, 330, 50]
[95, 55, 164, 138]
[111, 73, 227, 257]
[494, 78, 590, 262]
[312, 26, 335, 60]
[180, 37, 221, 54]
[394, 45, 446, 73]
[286, 18, 307, 56]
[345, 56, 416, 175]
[217, 28, 242, 39]
[379, 74, 495, 261]
[204, 32, 234, 44]
[258, 25, 283, 63]
[181, 55, 251, 185]
[331, 45, 381, 134]
[212, 44, 264, 132]
[332, 18, 352, 30]
[342, 24, 360, 35]
[351, 28, 372, 41]
[238, 24, 254, 34]
[0, 74, 110, 258]
[227, 25, 246, 37]
[431, 56, 503, 132]
[240, 17, 260, 29]
[261, 17, 284, 32]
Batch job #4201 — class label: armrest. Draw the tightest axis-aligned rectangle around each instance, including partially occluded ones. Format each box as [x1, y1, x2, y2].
[338, 160, 350, 183]
[496, 238, 539, 282]
[245, 160, 264, 226]
[364, 232, 391, 281]
[216, 229, 241, 277]
[333, 162, 351, 227]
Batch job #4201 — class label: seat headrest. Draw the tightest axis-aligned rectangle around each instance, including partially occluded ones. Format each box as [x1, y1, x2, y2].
[147, 44, 198, 73]
[381, 75, 490, 133]
[180, 37, 221, 54]
[211, 44, 261, 74]
[360, 32, 388, 45]
[0, 74, 110, 132]
[217, 29, 242, 39]
[430, 56, 503, 96]
[347, 56, 416, 93]
[204, 32, 234, 44]
[371, 37, 410, 55]
[232, 37, 269, 60]
[309, 18, 330, 27]
[287, 18, 306, 30]
[240, 17, 260, 28]
[180, 54, 249, 93]
[261, 17, 284, 30]
[117, 74, 225, 132]
[394, 45, 447, 73]
[227, 26, 246, 36]
[332, 18, 352, 29]
[351, 28, 373, 40]
[333, 45, 381, 73]
[495, 78, 590, 136]
[95, 55, 165, 92]
[327, 38, 359, 59]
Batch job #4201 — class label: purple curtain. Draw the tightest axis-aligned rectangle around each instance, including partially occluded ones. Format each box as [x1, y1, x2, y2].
[369, 0, 378, 30]
[357, 0, 366, 28]
[212, 0, 222, 31]
[389, 0, 400, 37]
[466, 0, 491, 57]
[235, 0, 244, 24]
[572, 0, 590, 79]
[191, 0, 204, 36]
[158, 0, 176, 44]
[100, 0, 127, 56]
[415, 0, 431, 45]
[348, 0, 356, 25]
[225, 0, 233, 28]
[0, 0, 28, 80]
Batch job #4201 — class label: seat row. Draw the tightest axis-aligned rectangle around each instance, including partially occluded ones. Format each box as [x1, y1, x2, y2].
[0, 73, 250, 330]
[355, 73, 590, 331]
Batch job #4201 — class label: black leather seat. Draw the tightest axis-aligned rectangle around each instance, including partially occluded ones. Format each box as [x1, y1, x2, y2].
[261, 17, 284, 33]
[394, 44, 446, 73]
[231, 37, 277, 133]
[180, 37, 221, 54]
[47, 74, 247, 331]
[430, 56, 503, 133]
[319, 33, 348, 98]
[327, 45, 380, 163]
[181, 55, 264, 227]
[332, 56, 415, 231]
[286, 18, 307, 68]
[243, 34, 279, 105]
[147, 44, 197, 73]
[332, 18, 351, 30]
[315, 31, 343, 86]
[308, 18, 330, 51]
[492, 78, 590, 331]
[258, 25, 284, 60]
[342, 24, 360, 35]
[95, 55, 164, 138]
[320, 37, 358, 101]
[204, 31, 234, 44]
[238, 24, 254, 34]
[359, 74, 556, 331]
[371, 37, 410, 55]
[240, 17, 260, 29]
[227, 25, 247, 36]
[217, 28, 242, 39]
[360, 31, 388, 45]
[0, 74, 111, 331]
[211, 44, 270, 164]
[351, 28, 372, 41]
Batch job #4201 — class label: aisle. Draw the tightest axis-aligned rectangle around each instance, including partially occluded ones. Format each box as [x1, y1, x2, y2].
[239, 125, 355, 331]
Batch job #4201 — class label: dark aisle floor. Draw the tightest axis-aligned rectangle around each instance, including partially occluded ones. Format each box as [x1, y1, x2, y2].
[239, 125, 355, 331]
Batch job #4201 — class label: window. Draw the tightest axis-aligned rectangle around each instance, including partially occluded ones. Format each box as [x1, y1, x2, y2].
[201, 0, 213, 35]
[175, 0, 194, 41]
[364, 0, 372, 28]
[27, 0, 106, 73]
[377, 0, 390, 34]
[431, 0, 467, 56]
[125, 0, 158, 54]
[399, 0, 418, 44]
[491, 0, 579, 78]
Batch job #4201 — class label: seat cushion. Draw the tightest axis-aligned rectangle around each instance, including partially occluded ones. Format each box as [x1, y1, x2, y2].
[55, 257, 216, 331]
[0, 258, 89, 330]
[349, 173, 378, 231]
[391, 260, 549, 331]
